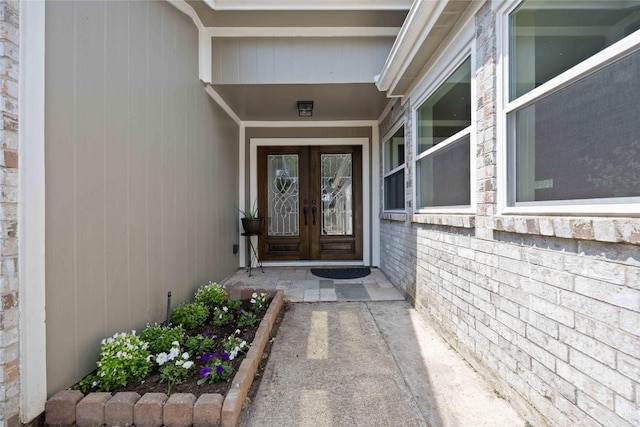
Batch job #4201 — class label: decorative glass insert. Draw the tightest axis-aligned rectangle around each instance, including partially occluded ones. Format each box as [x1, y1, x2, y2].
[267, 154, 299, 236]
[321, 154, 353, 236]
[509, 0, 640, 100]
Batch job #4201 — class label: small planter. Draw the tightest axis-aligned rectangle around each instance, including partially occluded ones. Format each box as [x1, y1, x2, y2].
[241, 217, 263, 235]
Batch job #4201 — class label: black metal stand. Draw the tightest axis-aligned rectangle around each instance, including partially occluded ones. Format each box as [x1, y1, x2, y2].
[241, 232, 263, 277]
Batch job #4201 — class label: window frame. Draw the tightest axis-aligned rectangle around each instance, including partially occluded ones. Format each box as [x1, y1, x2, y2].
[411, 24, 476, 214]
[382, 120, 407, 212]
[496, 0, 640, 216]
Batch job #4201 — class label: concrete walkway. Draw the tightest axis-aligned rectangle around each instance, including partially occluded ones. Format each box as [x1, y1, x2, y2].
[240, 301, 525, 427]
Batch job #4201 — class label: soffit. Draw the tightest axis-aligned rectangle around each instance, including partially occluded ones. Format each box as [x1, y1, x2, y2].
[212, 83, 389, 121]
[187, 1, 409, 27]
[378, 0, 479, 98]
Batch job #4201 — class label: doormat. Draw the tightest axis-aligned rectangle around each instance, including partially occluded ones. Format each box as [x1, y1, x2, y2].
[311, 267, 371, 280]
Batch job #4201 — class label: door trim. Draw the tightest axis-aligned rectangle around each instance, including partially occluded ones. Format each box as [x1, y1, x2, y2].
[249, 138, 370, 266]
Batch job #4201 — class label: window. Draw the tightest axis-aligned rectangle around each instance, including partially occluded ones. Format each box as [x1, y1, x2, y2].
[505, 0, 640, 208]
[416, 57, 472, 209]
[383, 125, 405, 210]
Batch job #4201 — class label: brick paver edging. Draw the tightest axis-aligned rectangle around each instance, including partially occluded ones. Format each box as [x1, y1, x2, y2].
[45, 290, 284, 427]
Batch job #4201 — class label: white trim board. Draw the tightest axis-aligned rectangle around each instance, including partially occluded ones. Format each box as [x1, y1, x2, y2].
[206, 27, 401, 38]
[204, 0, 412, 11]
[247, 138, 372, 266]
[19, 0, 47, 423]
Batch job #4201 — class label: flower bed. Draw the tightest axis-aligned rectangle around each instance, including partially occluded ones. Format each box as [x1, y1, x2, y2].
[45, 286, 284, 427]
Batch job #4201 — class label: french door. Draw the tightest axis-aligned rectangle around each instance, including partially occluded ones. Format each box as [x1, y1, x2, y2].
[257, 145, 363, 261]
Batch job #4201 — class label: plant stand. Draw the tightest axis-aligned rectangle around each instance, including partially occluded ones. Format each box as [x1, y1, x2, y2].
[241, 232, 263, 277]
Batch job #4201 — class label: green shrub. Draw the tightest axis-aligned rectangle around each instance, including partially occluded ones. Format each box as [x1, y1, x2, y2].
[140, 324, 185, 354]
[227, 299, 242, 311]
[237, 309, 258, 328]
[185, 333, 215, 355]
[194, 281, 227, 309]
[95, 332, 153, 391]
[212, 306, 234, 327]
[171, 302, 209, 329]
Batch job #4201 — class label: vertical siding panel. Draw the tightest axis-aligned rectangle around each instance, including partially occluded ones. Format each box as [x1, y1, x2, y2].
[74, 0, 106, 376]
[129, 3, 150, 323]
[44, 0, 78, 395]
[273, 38, 293, 83]
[239, 38, 257, 84]
[220, 39, 240, 84]
[146, 1, 165, 320]
[105, 0, 131, 334]
[255, 38, 275, 83]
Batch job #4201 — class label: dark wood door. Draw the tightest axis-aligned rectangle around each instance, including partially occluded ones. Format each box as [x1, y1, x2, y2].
[257, 145, 362, 261]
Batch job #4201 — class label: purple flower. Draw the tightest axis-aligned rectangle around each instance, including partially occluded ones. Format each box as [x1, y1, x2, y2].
[202, 331, 209, 336]
[212, 352, 218, 359]
[202, 352, 213, 362]
[215, 364, 224, 375]
[221, 352, 230, 361]
[199, 366, 211, 379]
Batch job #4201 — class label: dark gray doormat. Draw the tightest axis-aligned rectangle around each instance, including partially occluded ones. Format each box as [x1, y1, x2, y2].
[310, 267, 371, 279]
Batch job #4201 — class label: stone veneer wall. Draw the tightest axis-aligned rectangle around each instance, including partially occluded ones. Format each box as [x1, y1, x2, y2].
[379, 3, 640, 426]
[0, 1, 19, 425]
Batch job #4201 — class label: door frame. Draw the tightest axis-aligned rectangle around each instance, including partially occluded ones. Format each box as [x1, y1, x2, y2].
[249, 138, 370, 266]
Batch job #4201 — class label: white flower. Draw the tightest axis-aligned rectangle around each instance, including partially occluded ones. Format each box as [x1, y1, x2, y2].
[92, 381, 98, 387]
[252, 292, 258, 298]
[235, 329, 241, 335]
[183, 361, 194, 369]
[132, 330, 136, 335]
[171, 341, 180, 347]
[223, 306, 228, 312]
[168, 347, 180, 360]
[182, 352, 189, 360]
[156, 352, 168, 366]
[240, 340, 247, 348]
[250, 299, 256, 304]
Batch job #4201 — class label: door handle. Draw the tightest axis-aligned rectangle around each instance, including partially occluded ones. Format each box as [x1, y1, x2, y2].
[303, 207, 308, 226]
[311, 206, 317, 225]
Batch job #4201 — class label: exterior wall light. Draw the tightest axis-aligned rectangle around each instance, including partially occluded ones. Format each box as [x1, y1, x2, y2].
[297, 100, 313, 117]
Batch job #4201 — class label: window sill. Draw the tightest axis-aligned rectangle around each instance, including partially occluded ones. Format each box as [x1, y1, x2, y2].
[411, 213, 475, 229]
[380, 212, 407, 222]
[493, 216, 640, 245]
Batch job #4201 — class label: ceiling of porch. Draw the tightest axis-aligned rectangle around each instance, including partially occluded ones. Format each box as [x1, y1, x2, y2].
[186, 0, 411, 122]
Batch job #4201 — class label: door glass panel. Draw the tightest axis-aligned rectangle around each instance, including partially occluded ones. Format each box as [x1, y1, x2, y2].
[321, 154, 353, 236]
[267, 154, 299, 236]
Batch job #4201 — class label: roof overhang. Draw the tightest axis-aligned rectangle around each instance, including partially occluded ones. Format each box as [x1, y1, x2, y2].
[376, 0, 487, 99]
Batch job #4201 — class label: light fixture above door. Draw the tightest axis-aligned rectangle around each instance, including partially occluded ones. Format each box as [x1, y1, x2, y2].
[297, 101, 314, 117]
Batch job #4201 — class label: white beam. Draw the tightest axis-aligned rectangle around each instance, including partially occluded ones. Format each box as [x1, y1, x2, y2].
[205, 27, 400, 38]
[205, 0, 412, 11]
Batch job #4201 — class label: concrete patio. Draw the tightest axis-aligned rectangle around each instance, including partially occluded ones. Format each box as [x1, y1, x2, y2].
[222, 267, 405, 303]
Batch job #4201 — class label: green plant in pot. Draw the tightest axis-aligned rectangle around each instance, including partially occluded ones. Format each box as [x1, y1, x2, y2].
[239, 199, 263, 235]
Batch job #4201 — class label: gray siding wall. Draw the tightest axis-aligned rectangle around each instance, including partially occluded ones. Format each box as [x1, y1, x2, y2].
[44, 1, 240, 394]
[213, 37, 394, 84]
[379, 4, 640, 427]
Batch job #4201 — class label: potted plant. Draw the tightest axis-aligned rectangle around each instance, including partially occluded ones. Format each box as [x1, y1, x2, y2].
[239, 199, 263, 235]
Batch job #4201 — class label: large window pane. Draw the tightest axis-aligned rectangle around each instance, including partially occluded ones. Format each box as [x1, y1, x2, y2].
[510, 0, 640, 100]
[417, 58, 471, 154]
[267, 154, 299, 236]
[384, 170, 405, 210]
[417, 136, 471, 207]
[321, 154, 353, 236]
[510, 48, 640, 203]
[384, 126, 404, 173]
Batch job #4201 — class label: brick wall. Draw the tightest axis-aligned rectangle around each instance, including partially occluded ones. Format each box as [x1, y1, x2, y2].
[379, 3, 640, 426]
[0, 1, 20, 425]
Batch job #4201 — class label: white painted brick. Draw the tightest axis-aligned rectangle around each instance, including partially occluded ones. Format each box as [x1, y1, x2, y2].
[526, 325, 568, 361]
[528, 264, 574, 290]
[619, 309, 640, 336]
[558, 326, 616, 368]
[521, 279, 559, 304]
[531, 359, 577, 404]
[575, 276, 639, 311]
[553, 218, 573, 238]
[493, 294, 519, 318]
[495, 309, 526, 336]
[592, 219, 619, 242]
[538, 218, 554, 236]
[570, 349, 635, 400]
[575, 314, 639, 358]
[530, 296, 575, 328]
[516, 334, 556, 370]
[559, 290, 619, 327]
[614, 395, 640, 426]
[625, 265, 640, 290]
[567, 258, 626, 286]
[578, 392, 631, 427]
[616, 220, 640, 245]
[617, 352, 640, 383]
[557, 359, 614, 409]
